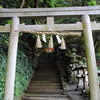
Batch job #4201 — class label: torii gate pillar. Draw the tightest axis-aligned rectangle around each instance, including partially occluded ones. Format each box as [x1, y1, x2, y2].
[82, 15, 100, 100]
[4, 17, 19, 100]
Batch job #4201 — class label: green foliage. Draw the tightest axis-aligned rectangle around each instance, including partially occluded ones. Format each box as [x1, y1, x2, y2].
[0, 5, 3, 8]
[96, 38, 100, 60]
[7, 20, 12, 24]
[55, 18, 79, 24]
[88, 0, 97, 6]
[0, 34, 9, 47]
[0, 0, 98, 9]
[14, 49, 33, 99]
[0, 34, 33, 99]
[96, 49, 100, 60]
[0, 0, 20, 8]
[0, 48, 33, 99]
[46, 0, 56, 7]
[0, 48, 6, 99]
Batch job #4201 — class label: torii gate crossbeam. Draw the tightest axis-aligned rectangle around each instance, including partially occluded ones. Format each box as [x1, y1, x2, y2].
[0, 6, 100, 18]
[0, 6, 99, 100]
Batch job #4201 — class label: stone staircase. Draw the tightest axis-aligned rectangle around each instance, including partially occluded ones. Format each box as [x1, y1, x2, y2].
[21, 56, 68, 100]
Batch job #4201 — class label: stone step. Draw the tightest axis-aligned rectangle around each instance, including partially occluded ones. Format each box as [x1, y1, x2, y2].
[33, 73, 60, 76]
[33, 75, 60, 78]
[33, 74, 60, 78]
[21, 96, 69, 100]
[35, 69, 59, 71]
[34, 74, 60, 76]
[35, 69, 57, 71]
[27, 86, 62, 90]
[30, 80, 61, 83]
[29, 83, 62, 86]
[21, 60, 64, 99]
[25, 89, 63, 94]
[32, 75, 60, 77]
[32, 77, 60, 80]
[35, 69, 58, 71]
[35, 70, 59, 72]
[36, 67, 57, 68]
[23, 94, 67, 97]
[32, 78, 61, 81]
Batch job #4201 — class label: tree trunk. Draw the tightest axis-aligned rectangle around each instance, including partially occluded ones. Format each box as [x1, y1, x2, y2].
[34, 0, 38, 8]
[20, 0, 25, 8]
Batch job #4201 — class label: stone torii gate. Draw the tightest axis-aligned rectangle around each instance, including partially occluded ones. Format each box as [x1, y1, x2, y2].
[0, 6, 100, 100]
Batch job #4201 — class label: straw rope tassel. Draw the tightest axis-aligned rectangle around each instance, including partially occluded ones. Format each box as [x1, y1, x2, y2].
[36, 35, 42, 48]
[61, 36, 66, 49]
[48, 35, 54, 49]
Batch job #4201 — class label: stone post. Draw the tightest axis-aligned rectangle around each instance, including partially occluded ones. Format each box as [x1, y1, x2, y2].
[82, 15, 100, 100]
[4, 17, 19, 100]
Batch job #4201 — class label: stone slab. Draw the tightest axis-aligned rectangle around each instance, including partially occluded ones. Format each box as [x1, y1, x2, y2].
[0, 21, 100, 33]
[0, 6, 100, 18]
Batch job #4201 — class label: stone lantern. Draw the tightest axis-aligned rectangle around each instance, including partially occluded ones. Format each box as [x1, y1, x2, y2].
[74, 60, 87, 91]
[68, 48, 81, 83]
[68, 48, 81, 66]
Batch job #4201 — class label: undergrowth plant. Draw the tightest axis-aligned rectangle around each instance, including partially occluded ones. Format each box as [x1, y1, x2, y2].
[0, 34, 33, 100]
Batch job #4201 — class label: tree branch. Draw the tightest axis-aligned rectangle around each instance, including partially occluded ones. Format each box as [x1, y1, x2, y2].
[95, 34, 100, 49]
[20, 0, 25, 8]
